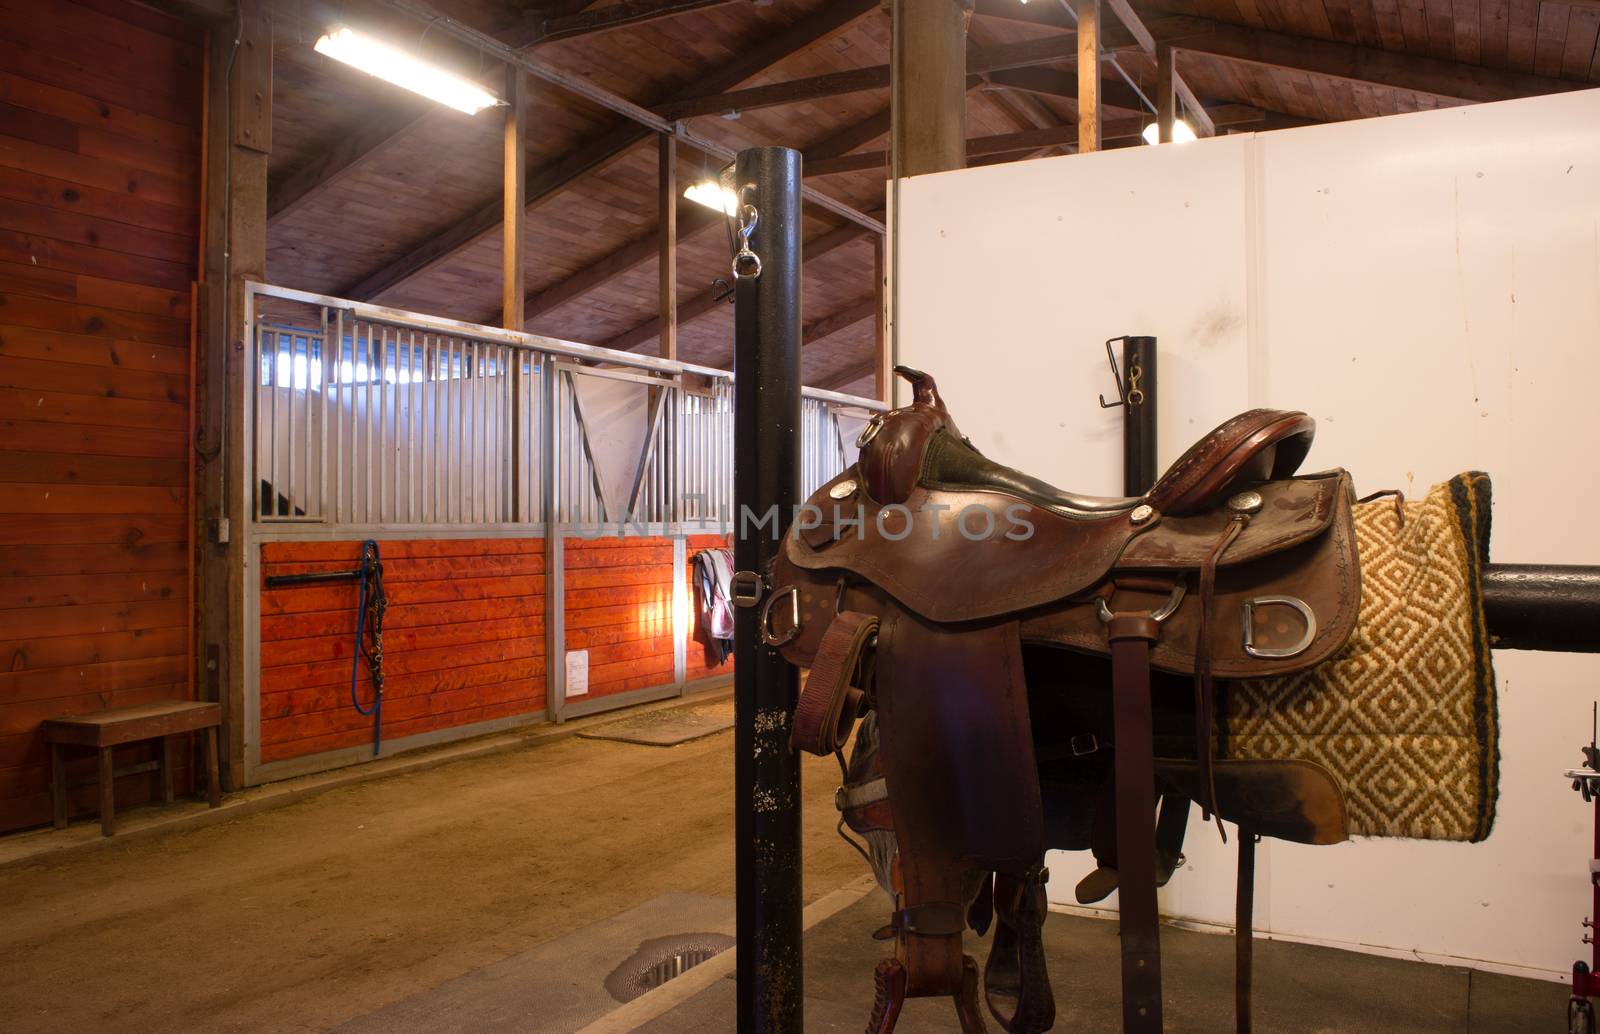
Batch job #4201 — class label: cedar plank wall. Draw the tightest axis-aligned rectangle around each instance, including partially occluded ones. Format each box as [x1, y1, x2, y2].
[258, 539, 547, 764]
[685, 533, 733, 682]
[565, 536, 679, 700]
[0, 0, 202, 833]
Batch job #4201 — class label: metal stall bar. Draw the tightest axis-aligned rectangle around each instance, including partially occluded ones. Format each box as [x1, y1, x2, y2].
[732, 146, 805, 1033]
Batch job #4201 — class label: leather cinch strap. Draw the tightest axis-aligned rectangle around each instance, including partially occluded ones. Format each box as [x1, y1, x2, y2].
[1107, 612, 1165, 1034]
[792, 610, 877, 756]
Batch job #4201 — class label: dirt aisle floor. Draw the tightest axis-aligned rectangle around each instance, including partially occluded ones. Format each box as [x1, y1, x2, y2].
[0, 720, 864, 1033]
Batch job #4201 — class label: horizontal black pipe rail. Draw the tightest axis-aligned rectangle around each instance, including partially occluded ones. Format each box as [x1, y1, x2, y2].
[1482, 564, 1600, 653]
[263, 570, 362, 588]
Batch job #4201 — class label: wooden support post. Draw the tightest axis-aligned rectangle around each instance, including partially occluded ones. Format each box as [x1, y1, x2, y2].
[892, 0, 973, 177]
[503, 67, 527, 329]
[160, 736, 176, 803]
[50, 744, 67, 828]
[658, 133, 678, 360]
[98, 747, 115, 837]
[504, 66, 527, 520]
[873, 236, 890, 404]
[1077, 0, 1101, 153]
[197, 0, 270, 790]
[1157, 44, 1176, 143]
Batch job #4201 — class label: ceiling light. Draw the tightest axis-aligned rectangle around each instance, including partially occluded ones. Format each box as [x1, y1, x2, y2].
[684, 180, 738, 216]
[1142, 119, 1198, 145]
[314, 26, 500, 115]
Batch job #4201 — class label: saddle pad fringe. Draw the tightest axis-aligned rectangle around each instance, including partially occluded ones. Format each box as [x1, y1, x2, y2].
[1220, 472, 1498, 842]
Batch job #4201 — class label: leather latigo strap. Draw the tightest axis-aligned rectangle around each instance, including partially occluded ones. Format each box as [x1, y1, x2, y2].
[791, 610, 877, 756]
[1106, 613, 1165, 1034]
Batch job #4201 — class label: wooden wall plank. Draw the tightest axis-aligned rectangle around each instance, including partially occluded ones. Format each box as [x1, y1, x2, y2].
[258, 538, 549, 763]
[0, 0, 200, 834]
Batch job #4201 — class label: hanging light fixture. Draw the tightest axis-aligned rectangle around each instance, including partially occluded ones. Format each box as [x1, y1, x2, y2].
[1142, 118, 1198, 145]
[683, 179, 739, 216]
[314, 26, 500, 115]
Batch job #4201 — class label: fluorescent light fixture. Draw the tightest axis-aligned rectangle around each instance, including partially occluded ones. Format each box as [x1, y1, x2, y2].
[684, 180, 738, 216]
[314, 26, 500, 115]
[1142, 119, 1198, 145]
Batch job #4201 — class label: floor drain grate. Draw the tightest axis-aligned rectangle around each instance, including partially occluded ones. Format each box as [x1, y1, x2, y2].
[605, 932, 735, 1003]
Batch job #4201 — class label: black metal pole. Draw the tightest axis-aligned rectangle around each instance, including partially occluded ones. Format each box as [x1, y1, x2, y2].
[1122, 336, 1157, 496]
[732, 145, 804, 1033]
[1483, 565, 1600, 653]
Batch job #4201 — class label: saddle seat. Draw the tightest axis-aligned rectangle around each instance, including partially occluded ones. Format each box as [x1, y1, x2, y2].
[858, 366, 1315, 520]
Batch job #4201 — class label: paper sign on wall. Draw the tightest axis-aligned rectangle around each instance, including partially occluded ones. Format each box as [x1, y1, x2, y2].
[565, 649, 589, 698]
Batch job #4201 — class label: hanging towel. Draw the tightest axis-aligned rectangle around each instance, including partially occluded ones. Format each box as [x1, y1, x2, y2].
[692, 548, 735, 662]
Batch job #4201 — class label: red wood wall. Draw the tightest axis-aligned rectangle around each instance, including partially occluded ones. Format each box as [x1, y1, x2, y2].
[258, 539, 547, 764]
[564, 536, 679, 700]
[0, 0, 202, 833]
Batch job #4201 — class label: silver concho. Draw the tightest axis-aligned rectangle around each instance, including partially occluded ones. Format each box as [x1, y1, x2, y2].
[1227, 490, 1264, 514]
[1129, 504, 1156, 525]
[829, 479, 858, 500]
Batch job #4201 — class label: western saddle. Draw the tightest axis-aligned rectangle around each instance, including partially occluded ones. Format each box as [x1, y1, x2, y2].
[770, 367, 1359, 1033]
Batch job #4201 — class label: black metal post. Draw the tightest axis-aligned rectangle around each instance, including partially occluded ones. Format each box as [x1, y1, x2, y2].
[1122, 336, 1157, 496]
[1483, 565, 1600, 653]
[732, 145, 804, 1033]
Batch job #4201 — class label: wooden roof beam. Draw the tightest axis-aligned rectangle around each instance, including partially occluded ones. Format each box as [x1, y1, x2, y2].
[814, 356, 878, 392]
[986, 67, 1150, 115]
[803, 297, 876, 347]
[337, 0, 877, 302]
[535, 0, 744, 44]
[1139, 12, 1590, 104]
[522, 93, 897, 343]
[657, 31, 1115, 121]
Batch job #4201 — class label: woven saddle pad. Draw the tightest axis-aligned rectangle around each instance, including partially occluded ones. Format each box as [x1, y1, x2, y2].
[1220, 472, 1498, 842]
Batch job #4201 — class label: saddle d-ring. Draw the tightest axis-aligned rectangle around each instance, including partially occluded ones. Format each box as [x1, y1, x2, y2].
[1097, 583, 1187, 624]
[856, 413, 885, 449]
[1242, 595, 1317, 658]
[759, 584, 800, 646]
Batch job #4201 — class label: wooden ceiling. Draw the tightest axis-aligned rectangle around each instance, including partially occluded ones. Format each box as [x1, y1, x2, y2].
[261, 0, 1596, 396]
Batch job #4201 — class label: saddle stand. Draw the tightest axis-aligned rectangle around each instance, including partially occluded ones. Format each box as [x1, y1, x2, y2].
[776, 368, 1357, 1033]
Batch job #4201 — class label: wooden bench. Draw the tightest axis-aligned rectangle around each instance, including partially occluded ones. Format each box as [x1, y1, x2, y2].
[43, 701, 223, 836]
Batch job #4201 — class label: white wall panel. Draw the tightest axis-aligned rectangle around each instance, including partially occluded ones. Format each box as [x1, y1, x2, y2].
[895, 88, 1600, 977]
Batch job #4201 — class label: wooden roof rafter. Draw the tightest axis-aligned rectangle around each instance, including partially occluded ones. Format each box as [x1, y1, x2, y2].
[332, 0, 881, 303]
[510, 102, 896, 335]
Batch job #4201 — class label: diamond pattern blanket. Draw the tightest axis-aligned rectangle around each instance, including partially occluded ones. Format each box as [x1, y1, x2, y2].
[1221, 472, 1499, 842]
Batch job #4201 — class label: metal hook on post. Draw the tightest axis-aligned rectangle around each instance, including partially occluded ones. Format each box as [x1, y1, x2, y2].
[1097, 335, 1145, 409]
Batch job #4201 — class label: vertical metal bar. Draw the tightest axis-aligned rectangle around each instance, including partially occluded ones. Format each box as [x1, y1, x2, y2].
[474, 340, 485, 523]
[456, 338, 466, 523]
[268, 330, 278, 516]
[319, 314, 329, 520]
[334, 311, 344, 523]
[408, 331, 418, 523]
[433, 335, 443, 524]
[733, 145, 803, 1034]
[305, 333, 315, 516]
[380, 326, 391, 522]
[287, 334, 297, 519]
[1123, 336, 1158, 496]
[347, 319, 358, 523]
[365, 323, 376, 523]
[389, 327, 399, 523]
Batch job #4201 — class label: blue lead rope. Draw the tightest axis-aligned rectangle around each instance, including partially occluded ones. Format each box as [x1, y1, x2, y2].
[349, 539, 387, 756]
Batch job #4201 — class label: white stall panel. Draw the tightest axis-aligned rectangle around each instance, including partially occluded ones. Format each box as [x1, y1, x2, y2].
[1251, 91, 1600, 977]
[896, 88, 1600, 977]
[895, 135, 1256, 496]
